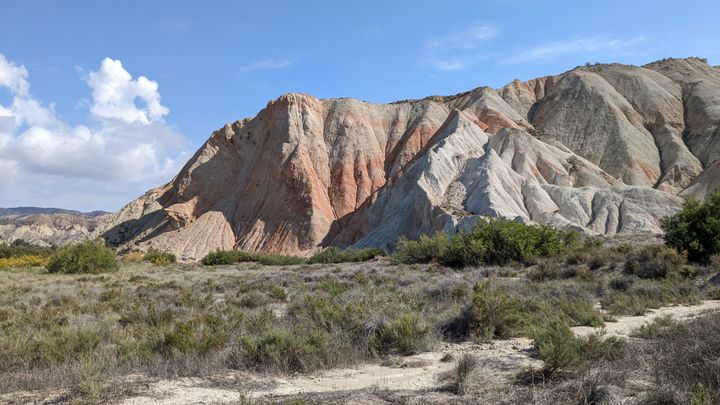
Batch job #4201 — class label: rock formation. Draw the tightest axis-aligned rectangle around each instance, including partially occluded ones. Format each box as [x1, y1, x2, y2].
[96, 57, 720, 260]
[0, 208, 109, 247]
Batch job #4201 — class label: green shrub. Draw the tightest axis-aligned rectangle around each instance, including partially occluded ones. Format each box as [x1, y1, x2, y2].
[369, 313, 431, 356]
[632, 315, 682, 339]
[47, 239, 118, 274]
[394, 219, 577, 267]
[624, 245, 686, 279]
[461, 281, 522, 341]
[533, 319, 582, 375]
[201, 250, 304, 266]
[232, 328, 330, 373]
[662, 192, 720, 263]
[142, 249, 176, 266]
[0, 239, 54, 259]
[308, 247, 384, 264]
[254, 253, 305, 266]
[201, 250, 254, 265]
[392, 233, 450, 264]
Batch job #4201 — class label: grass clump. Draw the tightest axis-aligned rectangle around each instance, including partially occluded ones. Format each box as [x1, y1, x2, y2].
[624, 245, 687, 279]
[393, 219, 577, 267]
[533, 320, 625, 377]
[47, 239, 118, 274]
[369, 313, 431, 356]
[662, 191, 720, 263]
[632, 315, 682, 339]
[142, 249, 176, 266]
[308, 247, 384, 264]
[232, 328, 331, 373]
[450, 354, 479, 395]
[448, 281, 523, 342]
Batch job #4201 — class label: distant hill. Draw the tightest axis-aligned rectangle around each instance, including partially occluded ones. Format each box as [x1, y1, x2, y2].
[0, 207, 110, 247]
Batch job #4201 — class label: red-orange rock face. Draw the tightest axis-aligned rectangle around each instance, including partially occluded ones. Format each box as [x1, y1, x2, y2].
[96, 58, 720, 260]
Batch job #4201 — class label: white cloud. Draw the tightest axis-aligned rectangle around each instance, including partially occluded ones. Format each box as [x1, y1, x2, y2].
[424, 25, 498, 72]
[0, 54, 188, 211]
[241, 59, 293, 71]
[0, 54, 29, 96]
[504, 36, 646, 64]
[86, 58, 169, 124]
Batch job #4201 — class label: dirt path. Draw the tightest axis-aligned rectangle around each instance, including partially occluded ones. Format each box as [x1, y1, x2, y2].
[119, 339, 539, 404]
[115, 301, 720, 404]
[572, 300, 720, 338]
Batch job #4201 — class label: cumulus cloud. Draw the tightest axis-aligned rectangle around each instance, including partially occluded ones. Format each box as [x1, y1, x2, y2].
[424, 25, 498, 72]
[87, 58, 169, 124]
[503, 36, 646, 64]
[0, 54, 189, 211]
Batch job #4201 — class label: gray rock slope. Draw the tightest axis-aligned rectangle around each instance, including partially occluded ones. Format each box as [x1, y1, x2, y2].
[95, 57, 719, 259]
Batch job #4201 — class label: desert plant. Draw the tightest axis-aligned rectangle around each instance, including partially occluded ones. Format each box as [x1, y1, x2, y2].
[47, 239, 118, 274]
[533, 319, 582, 376]
[142, 249, 176, 266]
[624, 245, 686, 279]
[308, 247, 384, 264]
[201, 250, 254, 265]
[662, 192, 720, 263]
[369, 313, 431, 356]
[463, 281, 522, 341]
[392, 233, 450, 264]
[451, 354, 479, 395]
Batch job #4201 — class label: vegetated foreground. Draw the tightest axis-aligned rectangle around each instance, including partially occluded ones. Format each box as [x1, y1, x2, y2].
[2, 236, 720, 404]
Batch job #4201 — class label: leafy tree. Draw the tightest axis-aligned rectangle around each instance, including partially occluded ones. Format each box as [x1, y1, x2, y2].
[662, 192, 720, 263]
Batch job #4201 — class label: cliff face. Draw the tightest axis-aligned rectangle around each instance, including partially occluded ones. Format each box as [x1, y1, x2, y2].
[96, 57, 720, 260]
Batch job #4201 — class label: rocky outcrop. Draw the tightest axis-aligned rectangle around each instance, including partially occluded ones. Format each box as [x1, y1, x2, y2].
[0, 208, 109, 247]
[99, 57, 720, 260]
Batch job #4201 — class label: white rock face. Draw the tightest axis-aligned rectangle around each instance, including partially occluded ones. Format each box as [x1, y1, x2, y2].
[90, 57, 719, 260]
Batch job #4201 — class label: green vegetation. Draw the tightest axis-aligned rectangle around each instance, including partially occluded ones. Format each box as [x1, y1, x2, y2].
[142, 249, 176, 266]
[624, 245, 687, 279]
[202, 247, 383, 266]
[1, 233, 719, 403]
[393, 218, 578, 267]
[200, 250, 304, 266]
[308, 247, 384, 264]
[0, 239, 54, 270]
[533, 320, 625, 376]
[46, 239, 118, 274]
[662, 191, 720, 263]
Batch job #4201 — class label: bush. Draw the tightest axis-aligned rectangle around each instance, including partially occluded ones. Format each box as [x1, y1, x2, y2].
[393, 219, 577, 267]
[47, 239, 118, 274]
[232, 328, 330, 373]
[308, 247, 384, 264]
[201, 250, 304, 266]
[662, 192, 720, 263]
[0, 239, 54, 259]
[369, 313, 431, 356]
[533, 319, 583, 376]
[0, 254, 49, 269]
[624, 245, 687, 279]
[461, 281, 522, 341]
[392, 233, 449, 264]
[142, 249, 176, 266]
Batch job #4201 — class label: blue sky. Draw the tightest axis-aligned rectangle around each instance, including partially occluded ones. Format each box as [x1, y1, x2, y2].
[0, 0, 718, 211]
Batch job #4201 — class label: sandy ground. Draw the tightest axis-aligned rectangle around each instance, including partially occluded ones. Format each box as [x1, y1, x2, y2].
[5, 301, 718, 404]
[572, 300, 720, 338]
[119, 338, 540, 404]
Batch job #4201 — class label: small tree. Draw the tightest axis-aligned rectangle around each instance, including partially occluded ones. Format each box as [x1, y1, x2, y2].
[662, 192, 720, 263]
[47, 239, 119, 274]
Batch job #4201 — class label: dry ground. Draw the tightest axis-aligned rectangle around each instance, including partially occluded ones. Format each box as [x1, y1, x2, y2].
[1, 247, 719, 404]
